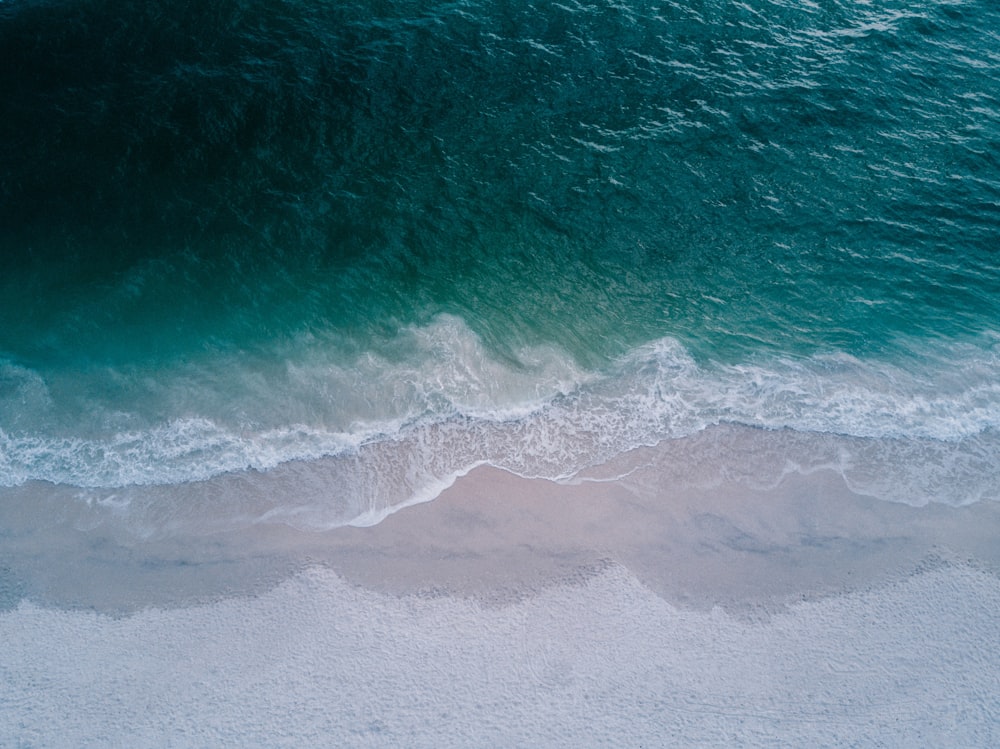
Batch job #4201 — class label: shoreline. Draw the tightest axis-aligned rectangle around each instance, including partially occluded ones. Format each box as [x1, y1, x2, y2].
[1, 433, 998, 614]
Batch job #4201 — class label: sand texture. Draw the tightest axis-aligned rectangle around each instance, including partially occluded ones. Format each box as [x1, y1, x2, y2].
[2, 436, 999, 746]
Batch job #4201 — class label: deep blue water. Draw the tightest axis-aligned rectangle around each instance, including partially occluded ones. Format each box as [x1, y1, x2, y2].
[1, 0, 999, 525]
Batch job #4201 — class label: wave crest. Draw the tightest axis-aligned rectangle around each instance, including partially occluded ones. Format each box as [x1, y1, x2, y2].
[2, 319, 998, 519]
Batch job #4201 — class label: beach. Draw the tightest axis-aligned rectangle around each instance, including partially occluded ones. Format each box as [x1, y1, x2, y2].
[3, 429, 999, 746]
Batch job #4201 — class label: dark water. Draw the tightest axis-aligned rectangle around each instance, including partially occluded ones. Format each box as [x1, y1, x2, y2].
[2, 0, 999, 524]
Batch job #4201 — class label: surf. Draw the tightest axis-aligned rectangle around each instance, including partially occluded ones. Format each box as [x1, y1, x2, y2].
[3, 319, 997, 533]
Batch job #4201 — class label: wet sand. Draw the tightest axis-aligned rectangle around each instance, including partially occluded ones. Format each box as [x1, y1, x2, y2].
[2, 435, 998, 615]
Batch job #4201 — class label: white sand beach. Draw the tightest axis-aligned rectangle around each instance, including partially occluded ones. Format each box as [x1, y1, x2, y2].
[2, 428, 999, 747]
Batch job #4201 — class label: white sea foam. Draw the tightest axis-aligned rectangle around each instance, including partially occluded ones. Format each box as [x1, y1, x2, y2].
[2, 317, 999, 519]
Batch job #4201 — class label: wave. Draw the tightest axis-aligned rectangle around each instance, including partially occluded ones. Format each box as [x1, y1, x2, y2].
[2, 316, 999, 524]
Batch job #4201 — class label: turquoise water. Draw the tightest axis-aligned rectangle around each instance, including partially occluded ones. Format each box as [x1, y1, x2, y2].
[2, 0, 999, 522]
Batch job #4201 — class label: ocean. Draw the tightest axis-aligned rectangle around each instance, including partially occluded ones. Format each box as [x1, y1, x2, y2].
[2, 0, 999, 533]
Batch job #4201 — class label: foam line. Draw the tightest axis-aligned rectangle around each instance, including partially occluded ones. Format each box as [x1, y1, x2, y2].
[2, 320, 999, 520]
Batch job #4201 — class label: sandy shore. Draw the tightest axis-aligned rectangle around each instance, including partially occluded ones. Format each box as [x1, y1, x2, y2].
[2, 435, 1000, 745]
[322, 458, 1000, 611]
[3, 432, 998, 615]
